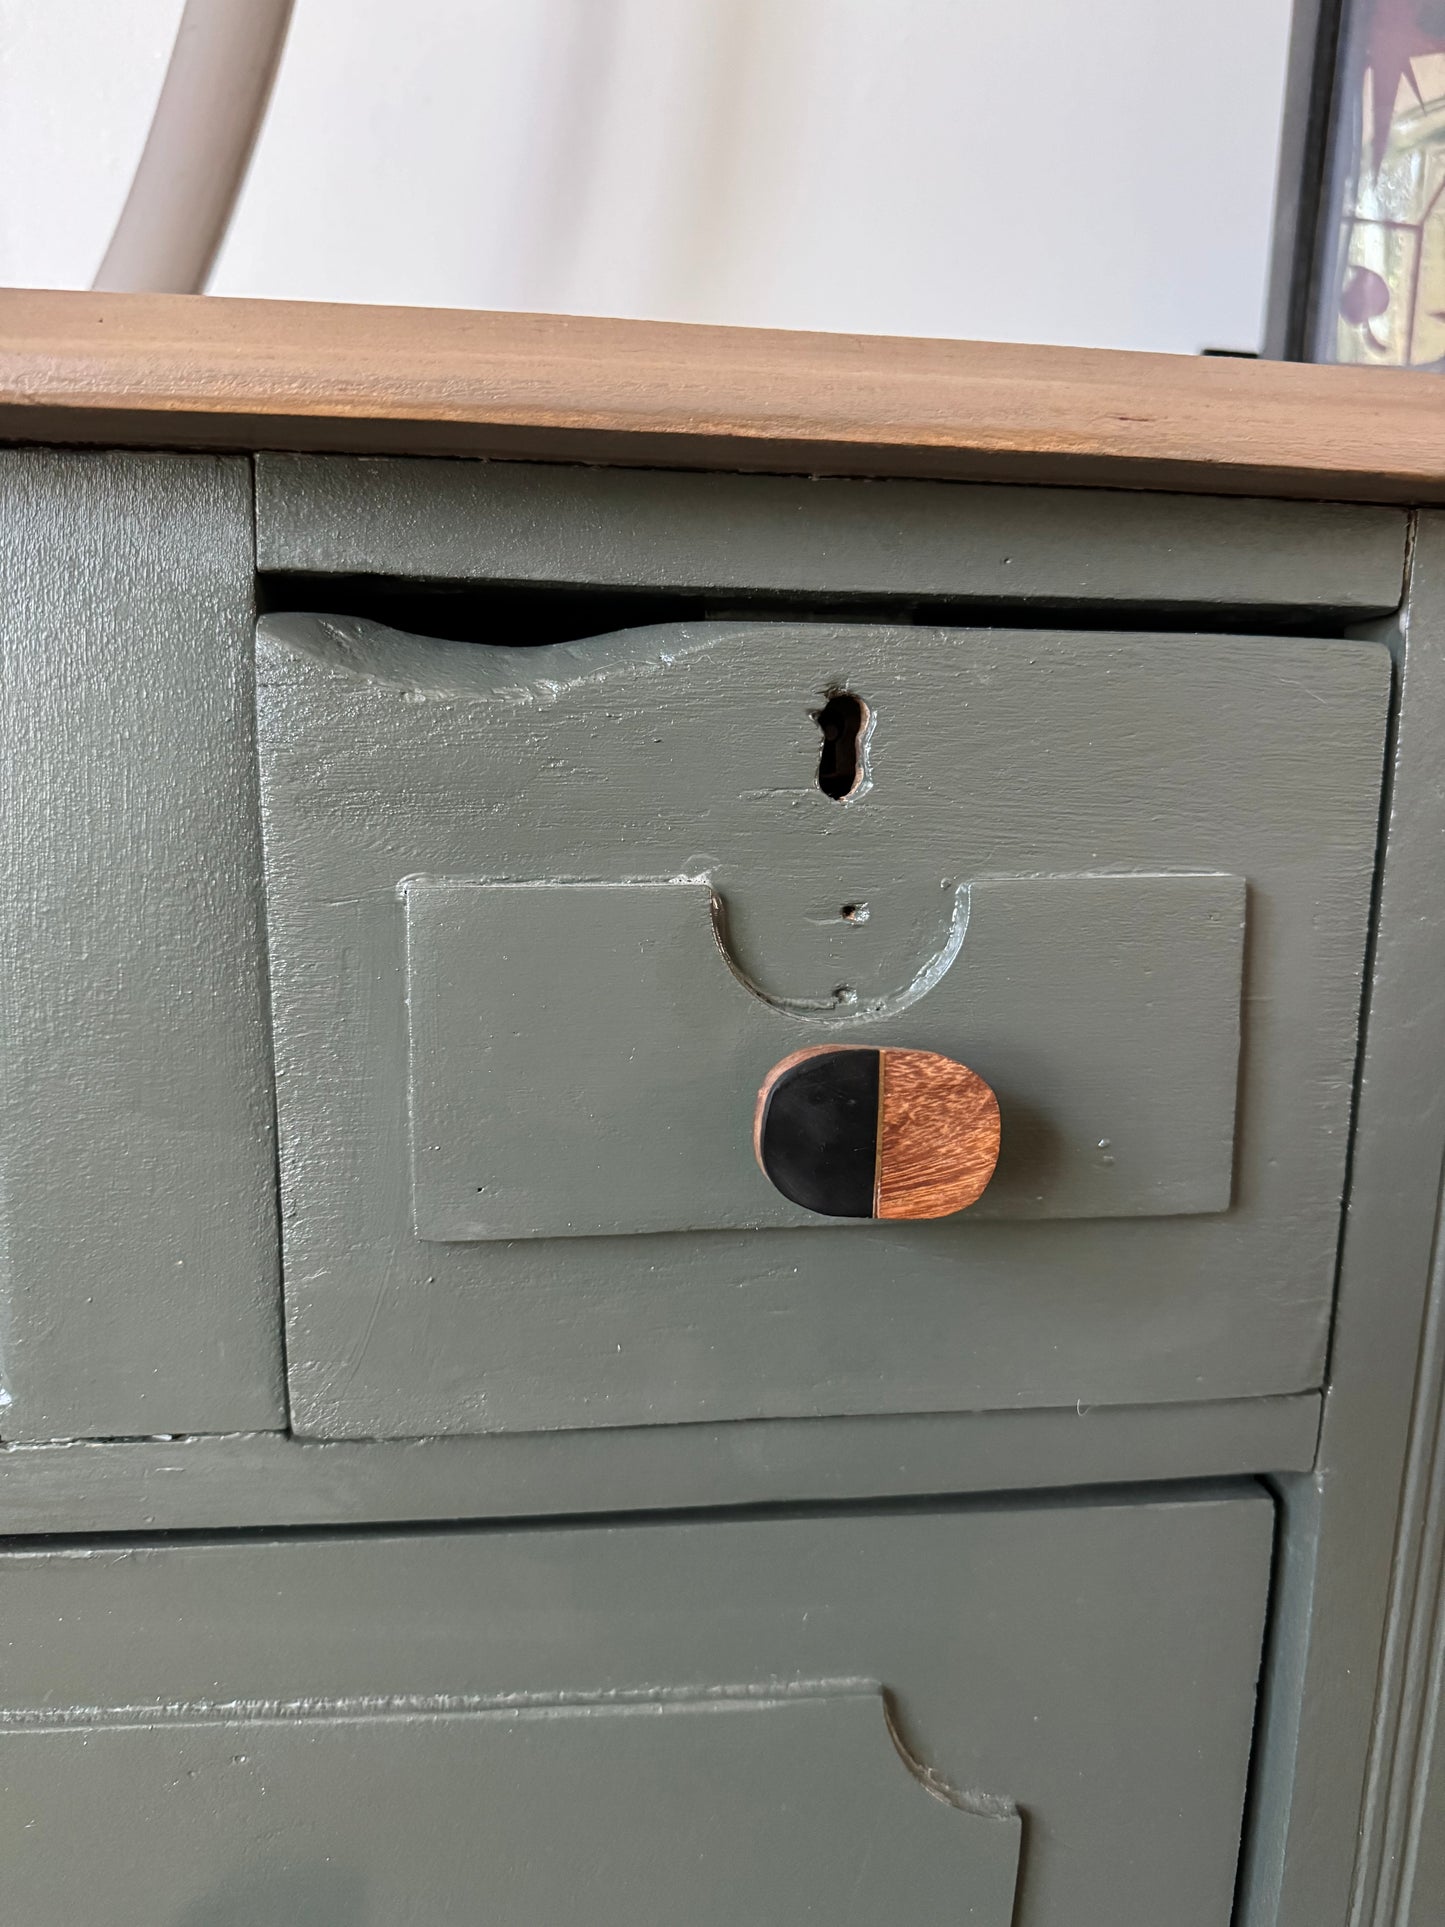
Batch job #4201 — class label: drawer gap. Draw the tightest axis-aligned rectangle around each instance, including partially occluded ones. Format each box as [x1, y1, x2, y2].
[257, 569, 1368, 644]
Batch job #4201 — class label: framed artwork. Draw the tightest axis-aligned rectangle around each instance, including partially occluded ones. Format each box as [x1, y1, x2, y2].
[1272, 0, 1445, 364]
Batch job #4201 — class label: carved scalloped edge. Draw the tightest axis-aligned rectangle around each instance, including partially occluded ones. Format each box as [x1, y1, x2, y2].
[882, 1689, 1020, 1822]
[710, 884, 971, 1025]
[260, 611, 752, 704]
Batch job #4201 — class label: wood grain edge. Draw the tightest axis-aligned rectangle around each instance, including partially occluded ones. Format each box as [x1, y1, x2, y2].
[876, 1049, 1001, 1220]
[1, 288, 1443, 502]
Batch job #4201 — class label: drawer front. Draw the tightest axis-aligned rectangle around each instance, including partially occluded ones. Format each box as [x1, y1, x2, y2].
[0, 1488, 1270, 1927]
[258, 614, 1387, 1438]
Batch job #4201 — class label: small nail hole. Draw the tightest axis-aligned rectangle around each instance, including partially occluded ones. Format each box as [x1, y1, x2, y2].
[840, 902, 869, 923]
[814, 691, 868, 801]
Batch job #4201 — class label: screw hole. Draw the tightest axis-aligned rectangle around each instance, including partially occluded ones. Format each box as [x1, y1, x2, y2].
[814, 691, 868, 801]
[840, 902, 869, 923]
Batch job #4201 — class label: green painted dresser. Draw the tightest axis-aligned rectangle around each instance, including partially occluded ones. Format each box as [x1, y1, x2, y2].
[0, 289, 1442, 1926]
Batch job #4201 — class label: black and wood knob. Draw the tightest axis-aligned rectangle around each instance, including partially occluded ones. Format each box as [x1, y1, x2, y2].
[753, 1045, 1001, 1221]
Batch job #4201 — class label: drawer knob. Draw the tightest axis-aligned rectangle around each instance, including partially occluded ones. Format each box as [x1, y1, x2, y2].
[754, 1046, 1000, 1220]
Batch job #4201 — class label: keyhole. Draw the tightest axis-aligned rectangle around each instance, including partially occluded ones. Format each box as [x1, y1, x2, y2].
[815, 691, 868, 800]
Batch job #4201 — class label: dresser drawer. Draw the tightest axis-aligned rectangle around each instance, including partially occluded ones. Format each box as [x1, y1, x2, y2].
[258, 612, 1386, 1438]
[0, 1486, 1270, 1927]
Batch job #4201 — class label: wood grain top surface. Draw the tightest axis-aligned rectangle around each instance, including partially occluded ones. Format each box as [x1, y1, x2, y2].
[0, 286, 1439, 502]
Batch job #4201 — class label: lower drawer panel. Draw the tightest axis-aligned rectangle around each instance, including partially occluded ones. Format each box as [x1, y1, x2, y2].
[0, 1486, 1270, 1926]
[4, 1693, 1021, 1926]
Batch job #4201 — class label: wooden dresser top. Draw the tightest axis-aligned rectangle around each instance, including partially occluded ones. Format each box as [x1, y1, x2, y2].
[0, 286, 1435, 503]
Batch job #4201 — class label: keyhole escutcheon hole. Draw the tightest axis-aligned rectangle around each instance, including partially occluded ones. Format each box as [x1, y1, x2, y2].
[815, 691, 869, 801]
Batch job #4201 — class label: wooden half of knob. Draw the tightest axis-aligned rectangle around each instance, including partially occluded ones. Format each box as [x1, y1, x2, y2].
[753, 1045, 1001, 1221]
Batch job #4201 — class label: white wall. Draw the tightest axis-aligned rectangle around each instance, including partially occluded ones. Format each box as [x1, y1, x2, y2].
[0, 0, 182, 291]
[0, 0, 1294, 355]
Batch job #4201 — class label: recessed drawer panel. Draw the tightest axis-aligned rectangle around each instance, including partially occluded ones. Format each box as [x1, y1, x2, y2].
[257, 614, 1387, 1438]
[0, 1488, 1270, 1927]
[406, 872, 1244, 1238]
[4, 1696, 1021, 1926]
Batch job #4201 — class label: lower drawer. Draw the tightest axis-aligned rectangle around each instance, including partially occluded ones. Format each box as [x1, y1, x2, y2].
[0, 1486, 1270, 1925]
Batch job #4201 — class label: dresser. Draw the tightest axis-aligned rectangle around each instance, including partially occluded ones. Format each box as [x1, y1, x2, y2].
[1, 290, 1443, 1926]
